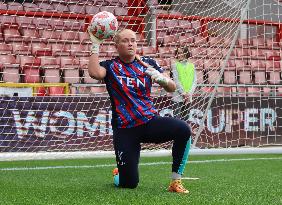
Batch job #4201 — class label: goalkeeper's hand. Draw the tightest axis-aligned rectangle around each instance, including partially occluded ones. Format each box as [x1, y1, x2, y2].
[145, 67, 169, 87]
[87, 27, 103, 54]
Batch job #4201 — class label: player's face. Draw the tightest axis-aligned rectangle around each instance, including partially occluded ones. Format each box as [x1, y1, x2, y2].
[176, 48, 185, 61]
[116, 30, 137, 58]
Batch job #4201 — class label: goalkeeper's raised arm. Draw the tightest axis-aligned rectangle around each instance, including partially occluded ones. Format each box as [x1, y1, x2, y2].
[88, 28, 107, 80]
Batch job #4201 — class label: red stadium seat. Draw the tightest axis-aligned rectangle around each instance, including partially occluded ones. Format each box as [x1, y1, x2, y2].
[262, 87, 272, 96]
[48, 87, 65, 96]
[0, 16, 17, 29]
[0, 55, 20, 83]
[41, 56, 61, 84]
[114, 7, 128, 16]
[209, 37, 224, 47]
[34, 87, 47, 96]
[0, 43, 12, 55]
[31, 43, 52, 56]
[39, 30, 61, 43]
[23, 3, 40, 12]
[237, 87, 247, 97]
[79, 57, 89, 69]
[79, 32, 90, 44]
[262, 49, 280, 59]
[70, 44, 90, 57]
[247, 87, 260, 97]
[119, 0, 128, 7]
[165, 20, 178, 32]
[222, 48, 236, 58]
[0, 2, 7, 10]
[224, 71, 236, 84]
[40, 56, 60, 69]
[179, 33, 194, 46]
[53, 3, 70, 13]
[51, 43, 71, 56]
[48, 19, 67, 31]
[207, 70, 221, 84]
[19, 56, 40, 69]
[64, 69, 80, 83]
[238, 71, 252, 84]
[68, 4, 86, 14]
[217, 87, 237, 97]
[224, 59, 236, 69]
[203, 59, 220, 70]
[163, 35, 178, 46]
[158, 47, 175, 58]
[44, 69, 61, 83]
[156, 31, 168, 45]
[142, 46, 157, 57]
[21, 28, 41, 43]
[23, 67, 41, 83]
[250, 60, 266, 71]
[33, 18, 52, 30]
[254, 71, 267, 84]
[64, 20, 83, 31]
[3, 28, 23, 43]
[60, 56, 80, 69]
[266, 60, 281, 84]
[236, 58, 251, 84]
[207, 47, 222, 58]
[7, 2, 24, 11]
[235, 59, 249, 69]
[236, 38, 250, 47]
[85, 5, 100, 14]
[157, 19, 166, 29]
[266, 38, 279, 49]
[191, 21, 201, 31]
[16, 16, 36, 29]
[236, 48, 251, 58]
[107, 0, 121, 6]
[250, 49, 265, 60]
[60, 31, 79, 42]
[37, 2, 55, 12]
[252, 38, 265, 48]
[178, 20, 192, 30]
[12, 42, 32, 55]
[193, 36, 208, 46]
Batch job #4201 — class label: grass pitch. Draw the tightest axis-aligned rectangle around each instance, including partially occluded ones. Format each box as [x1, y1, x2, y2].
[0, 154, 281, 205]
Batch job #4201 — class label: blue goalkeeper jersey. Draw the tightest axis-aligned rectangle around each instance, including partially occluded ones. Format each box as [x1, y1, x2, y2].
[100, 56, 164, 128]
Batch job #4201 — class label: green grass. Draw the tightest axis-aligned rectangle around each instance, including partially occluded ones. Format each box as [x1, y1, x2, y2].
[0, 154, 282, 205]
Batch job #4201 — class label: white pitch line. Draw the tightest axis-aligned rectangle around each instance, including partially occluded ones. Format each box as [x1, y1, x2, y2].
[0, 157, 282, 171]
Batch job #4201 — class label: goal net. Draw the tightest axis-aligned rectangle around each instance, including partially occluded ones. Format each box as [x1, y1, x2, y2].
[0, 0, 281, 160]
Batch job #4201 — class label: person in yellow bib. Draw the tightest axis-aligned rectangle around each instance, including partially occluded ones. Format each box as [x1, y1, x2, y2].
[171, 46, 197, 120]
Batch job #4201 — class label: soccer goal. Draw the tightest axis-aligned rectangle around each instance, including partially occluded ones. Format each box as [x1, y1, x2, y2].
[0, 0, 282, 161]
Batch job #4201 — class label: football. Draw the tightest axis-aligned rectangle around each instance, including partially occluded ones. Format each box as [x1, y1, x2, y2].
[89, 11, 118, 40]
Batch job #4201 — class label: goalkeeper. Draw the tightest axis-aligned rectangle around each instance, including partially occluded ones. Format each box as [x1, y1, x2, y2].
[88, 28, 192, 194]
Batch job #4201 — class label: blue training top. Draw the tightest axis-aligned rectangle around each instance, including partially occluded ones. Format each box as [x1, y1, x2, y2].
[100, 56, 164, 128]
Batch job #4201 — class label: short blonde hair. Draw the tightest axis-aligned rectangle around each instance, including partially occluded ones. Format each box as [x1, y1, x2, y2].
[114, 29, 136, 44]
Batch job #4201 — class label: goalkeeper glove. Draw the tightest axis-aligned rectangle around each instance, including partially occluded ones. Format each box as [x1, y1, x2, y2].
[87, 28, 103, 55]
[145, 67, 169, 86]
